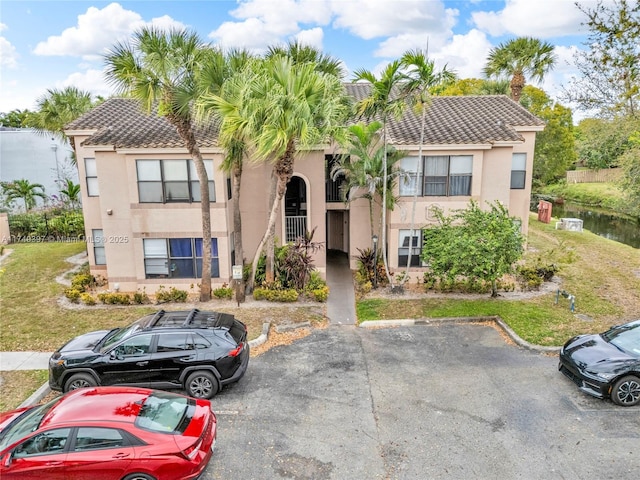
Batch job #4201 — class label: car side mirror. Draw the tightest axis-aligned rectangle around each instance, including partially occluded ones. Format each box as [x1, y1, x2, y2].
[3, 452, 13, 467]
[110, 350, 123, 361]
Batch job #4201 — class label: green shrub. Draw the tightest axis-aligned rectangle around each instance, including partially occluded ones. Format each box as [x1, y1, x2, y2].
[71, 273, 94, 291]
[309, 286, 329, 302]
[97, 292, 132, 305]
[64, 288, 82, 303]
[213, 284, 233, 299]
[304, 272, 329, 302]
[155, 286, 188, 303]
[0, 245, 5, 255]
[253, 287, 298, 302]
[80, 293, 96, 306]
[133, 289, 150, 304]
[516, 265, 544, 290]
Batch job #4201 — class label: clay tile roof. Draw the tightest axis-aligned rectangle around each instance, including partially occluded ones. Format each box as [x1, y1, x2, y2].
[344, 83, 545, 145]
[65, 98, 219, 149]
[66, 86, 544, 149]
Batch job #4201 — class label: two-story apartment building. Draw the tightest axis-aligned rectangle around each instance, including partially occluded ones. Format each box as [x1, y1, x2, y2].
[65, 86, 544, 293]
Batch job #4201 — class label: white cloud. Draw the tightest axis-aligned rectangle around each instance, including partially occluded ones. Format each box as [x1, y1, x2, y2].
[0, 36, 19, 68]
[33, 2, 185, 59]
[209, 18, 280, 52]
[294, 28, 324, 50]
[209, 0, 331, 50]
[331, 0, 456, 40]
[61, 68, 112, 99]
[432, 29, 493, 79]
[471, 0, 587, 38]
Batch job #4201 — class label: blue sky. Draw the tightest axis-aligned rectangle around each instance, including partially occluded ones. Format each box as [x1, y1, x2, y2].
[0, 0, 601, 114]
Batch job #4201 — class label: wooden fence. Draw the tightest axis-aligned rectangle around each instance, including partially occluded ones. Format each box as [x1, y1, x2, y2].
[566, 169, 623, 184]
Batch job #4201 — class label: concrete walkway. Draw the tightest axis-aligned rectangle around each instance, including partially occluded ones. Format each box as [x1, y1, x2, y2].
[325, 249, 357, 325]
[0, 351, 51, 371]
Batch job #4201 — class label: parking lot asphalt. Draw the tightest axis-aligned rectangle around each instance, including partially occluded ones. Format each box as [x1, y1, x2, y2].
[203, 323, 639, 480]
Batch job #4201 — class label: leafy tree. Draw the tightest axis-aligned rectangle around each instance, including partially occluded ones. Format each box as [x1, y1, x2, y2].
[400, 50, 456, 278]
[105, 27, 221, 301]
[330, 121, 407, 240]
[353, 60, 408, 286]
[575, 116, 640, 169]
[519, 86, 576, 186]
[562, 0, 639, 118]
[0, 109, 35, 128]
[483, 37, 556, 103]
[618, 130, 640, 214]
[421, 201, 525, 297]
[440, 78, 511, 96]
[1, 179, 47, 211]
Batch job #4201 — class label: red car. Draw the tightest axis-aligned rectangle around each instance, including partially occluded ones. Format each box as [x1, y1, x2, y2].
[0, 387, 216, 480]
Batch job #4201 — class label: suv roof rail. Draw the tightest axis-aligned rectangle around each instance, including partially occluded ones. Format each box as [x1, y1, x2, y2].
[183, 308, 200, 326]
[149, 310, 166, 326]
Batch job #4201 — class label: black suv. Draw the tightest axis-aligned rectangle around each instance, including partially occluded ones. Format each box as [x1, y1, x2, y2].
[49, 309, 249, 399]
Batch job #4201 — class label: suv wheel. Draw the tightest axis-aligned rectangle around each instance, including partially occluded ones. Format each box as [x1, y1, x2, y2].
[64, 373, 97, 392]
[185, 371, 219, 399]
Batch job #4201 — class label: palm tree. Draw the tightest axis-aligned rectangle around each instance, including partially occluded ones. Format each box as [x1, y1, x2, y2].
[32, 87, 94, 138]
[400, 50, 456, 278]
[198, 49, 255, 302]
[104, 27, 221, 301]
[204, 56, 348, 290]
[1, 179, 47, 211]
[266, 40, 345, 79]
[483, 37, 557, 103]
[59, 179, 81, 209]
[331, 121, 407, 240]
[352, 60, 408, 286]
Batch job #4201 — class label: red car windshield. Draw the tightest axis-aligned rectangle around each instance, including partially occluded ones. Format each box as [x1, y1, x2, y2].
[0, 398, 58, 451]
[135, 391, 195, 434]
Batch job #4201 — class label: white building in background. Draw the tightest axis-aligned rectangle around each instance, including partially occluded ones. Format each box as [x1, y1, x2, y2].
[0, 128, 78, 210]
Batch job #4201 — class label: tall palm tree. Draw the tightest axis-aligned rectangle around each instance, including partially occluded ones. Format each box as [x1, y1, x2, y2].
[400, 50, 456, 278]
[1, 179, 46, 211]
[331, 121, 407, 240]
[353, 60, 407, 286]
[483, 37, 557, 103]
[104, 27, 220, 301]
[204, 56, 348, 290]
[263, 43, 346, 281]
[198, 49, 255, 302]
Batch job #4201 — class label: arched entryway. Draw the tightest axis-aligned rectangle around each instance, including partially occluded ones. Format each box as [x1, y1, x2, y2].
[284, 175, 307, 243]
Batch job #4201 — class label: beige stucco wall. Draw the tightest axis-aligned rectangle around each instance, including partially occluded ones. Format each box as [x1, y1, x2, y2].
[240, 150, 328, 276]
[71, 123, 538, 292]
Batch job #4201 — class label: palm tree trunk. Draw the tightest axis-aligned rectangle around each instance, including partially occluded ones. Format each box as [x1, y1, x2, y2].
[265, 170, 278, 283]
[172, 117, 212, 302]
[232, 162, 245, 302]
[403, 105, 427, 283]
[248, 139, 296, 291]
[381, 122, 393, 286]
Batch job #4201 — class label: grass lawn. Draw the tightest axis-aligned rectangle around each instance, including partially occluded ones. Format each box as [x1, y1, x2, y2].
[0, 241, 325, 410]
[357, 213, 640, 346]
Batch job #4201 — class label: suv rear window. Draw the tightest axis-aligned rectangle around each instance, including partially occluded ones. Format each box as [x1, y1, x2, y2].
[135, 392, 195, 434]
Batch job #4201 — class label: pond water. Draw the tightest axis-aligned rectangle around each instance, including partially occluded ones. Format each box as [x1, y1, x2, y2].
[532, 201, 640, 249]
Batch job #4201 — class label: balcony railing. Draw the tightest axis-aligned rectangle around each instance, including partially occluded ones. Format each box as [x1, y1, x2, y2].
[326, 177, 347, 203]
[285, 216, 307, 243]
